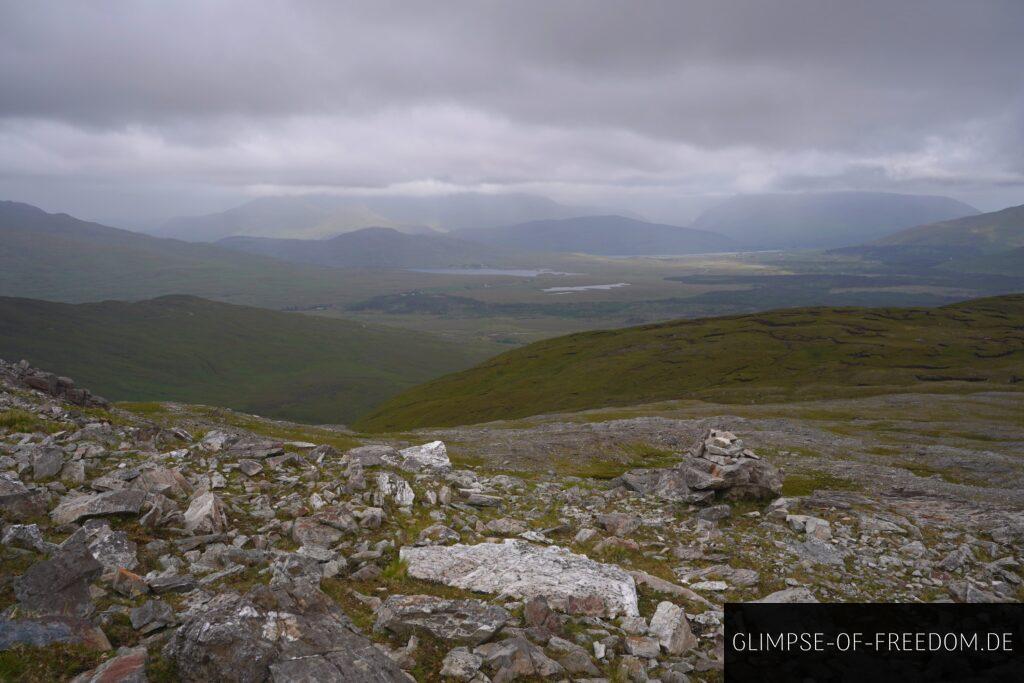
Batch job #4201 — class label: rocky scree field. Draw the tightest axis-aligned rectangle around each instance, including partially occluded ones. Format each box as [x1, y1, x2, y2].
[1, 359, 1023, 682]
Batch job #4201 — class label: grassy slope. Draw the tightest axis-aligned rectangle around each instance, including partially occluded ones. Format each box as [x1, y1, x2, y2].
[0, 295, 487, 424]
[356, 294, 1024, 431]
[874, 203, 1024, 252]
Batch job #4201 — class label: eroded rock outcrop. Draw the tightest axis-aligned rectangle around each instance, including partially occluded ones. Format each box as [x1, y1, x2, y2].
[400, 540, 639, 618]
[50, 489, 146, 525]
[374, 595, 509, 646]
[164, 580, 409, 682]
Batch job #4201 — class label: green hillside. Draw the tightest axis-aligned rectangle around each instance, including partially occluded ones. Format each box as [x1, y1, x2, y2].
[874, 203, 1024, 252]
[0, 295, 487, 424]
[356, 294, 1024, 431]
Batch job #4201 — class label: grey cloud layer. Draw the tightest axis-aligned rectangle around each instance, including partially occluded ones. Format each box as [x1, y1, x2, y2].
[1, 0, 1022, 223]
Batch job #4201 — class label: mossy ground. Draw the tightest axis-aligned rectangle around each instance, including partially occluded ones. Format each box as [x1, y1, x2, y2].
[0, 408, 68, 433]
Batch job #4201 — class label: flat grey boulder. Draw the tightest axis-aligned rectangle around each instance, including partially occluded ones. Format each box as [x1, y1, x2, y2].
[14, 537, 103, 617]
[51, 489, 146, 525]
[86, 524, 138, 571]
[752, 587, 819, 603]
[344, 444, 400, 467]
[398, 440, 452, 473]
[31, 446, 64, 480]
[130, 466, 192, 498]
[0, 472, 48, 520]
[374, 594, 509, 645]
[0, 615, 111, 652]
[440, 647, 485, 680]
[164, 580, 409, 682]
[400, 540, 639, 618]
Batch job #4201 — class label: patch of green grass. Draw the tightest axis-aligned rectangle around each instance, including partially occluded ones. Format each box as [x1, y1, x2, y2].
[867, 445, 902, 456]
[320, 580, 379, 633]
[623, 442, 679, 467]
[375, 557, 482, 603]
[216, 565, 268, 593]
[0, 643, 105, 681]
[914, 429, 1003, 443]
[358, 294, 1024, 431]
[781, 470, 863, 497]
[146, 650, 180, 682]
[103, 612, 139, 649]
[207, 411, 361, 451]
[0, 549, 38, 611]
[898, 461, 983, 486]
[117, 401, 169, 416]
[124, 402, 363, 452]
[0, 408, 64, 434]
[551, 441, 681, 479]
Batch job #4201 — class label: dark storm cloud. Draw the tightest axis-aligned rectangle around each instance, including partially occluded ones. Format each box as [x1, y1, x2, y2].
[1, 0, 1022, 223]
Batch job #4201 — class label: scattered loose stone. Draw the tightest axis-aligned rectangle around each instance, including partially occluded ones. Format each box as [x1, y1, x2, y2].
[51, 489, 146, 525]
[374, 594, 510, 645]
[648, 601, 697, 655]
[182, 492, 229, 535]
[3, 358, 1018, 680]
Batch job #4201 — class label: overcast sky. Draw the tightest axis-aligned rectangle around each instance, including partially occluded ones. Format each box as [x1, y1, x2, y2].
[1, 0, 1022, 227]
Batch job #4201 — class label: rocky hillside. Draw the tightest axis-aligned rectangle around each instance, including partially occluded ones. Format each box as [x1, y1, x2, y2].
[1, 359, 1022, 681]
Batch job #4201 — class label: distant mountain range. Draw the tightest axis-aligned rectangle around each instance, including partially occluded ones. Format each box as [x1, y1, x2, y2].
[454, 215, 733, 255]
[0, 294, 484, 423]
[692, 191, 978, 249]
[155, 192, 610, 242]
[0, 200, 366, 304]
[217, 227, 535, 269]
[155, 190, 981, 252]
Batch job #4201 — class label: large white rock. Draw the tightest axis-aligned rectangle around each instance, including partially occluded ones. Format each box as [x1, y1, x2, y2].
[400, 540, 639, 618]
[183, 492, 229, 535]
[752, 587, 819, 603]
[376, 472, 415, 507]
[398, 441, 452, 473]
[648, 601, 697, 655]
